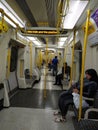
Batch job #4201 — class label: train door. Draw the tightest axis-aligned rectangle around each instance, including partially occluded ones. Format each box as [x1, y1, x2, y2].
[8, 45, 19, 93]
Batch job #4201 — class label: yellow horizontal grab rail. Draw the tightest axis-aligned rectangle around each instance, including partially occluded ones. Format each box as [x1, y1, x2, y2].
[0, 8, 23, 31]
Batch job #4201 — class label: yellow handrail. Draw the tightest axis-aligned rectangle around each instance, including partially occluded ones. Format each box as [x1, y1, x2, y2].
[78, 10, 90, 121]
[39, 50, 42, 68]
[69, 30, 76, 86]
[29, 42, 33, 77]
[44, 38, 48, 98]
[63, 45, 68, 77]
[6, 48, 11, 78]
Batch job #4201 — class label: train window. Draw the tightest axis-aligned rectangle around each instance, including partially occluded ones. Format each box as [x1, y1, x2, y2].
[20, 60, 24, 78]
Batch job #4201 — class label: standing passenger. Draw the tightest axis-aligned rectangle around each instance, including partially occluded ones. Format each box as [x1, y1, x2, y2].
[52, 56, 58, 76]
[53, 62, 68, 85]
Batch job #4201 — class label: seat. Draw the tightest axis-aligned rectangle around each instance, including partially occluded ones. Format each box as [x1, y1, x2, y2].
[0, 83, 4, 110]
[73, 90, 98, 130]
[24, 69, 31, 79]
[24, 69, 37, 85]
[78, 119, 98, 130]
[73, 89, 98, 119]
[77, 107, 98, 130]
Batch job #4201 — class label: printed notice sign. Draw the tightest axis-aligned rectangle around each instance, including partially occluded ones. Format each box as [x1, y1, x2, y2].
[91, 9, 98, 27]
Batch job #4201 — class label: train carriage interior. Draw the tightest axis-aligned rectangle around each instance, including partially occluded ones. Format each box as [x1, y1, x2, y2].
[0, 0, 98, 130]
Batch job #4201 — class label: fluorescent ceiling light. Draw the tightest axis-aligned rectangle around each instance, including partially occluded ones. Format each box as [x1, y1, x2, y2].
[58, 37, 67, 47]
[17, 34, 42, 46]
[58, 42, 65, 47]
[18, 33, 41, 46]
[0, 0, 24, 28]
[63, 0, 88, 29]
[33, 40, 42, 46]
[59, 37, 67, 42]
[27, 36, 42, 46]
[27, 37, 37, 41]
[17, 33, 25, 39]
[4, 16, 16, 28]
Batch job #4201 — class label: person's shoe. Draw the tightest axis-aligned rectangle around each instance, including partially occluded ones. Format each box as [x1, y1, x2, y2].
[54, 117, 66, 123]
[53, 111, 61, 116]
[53, 83, 57, 85]
[57, 83, 62, 86]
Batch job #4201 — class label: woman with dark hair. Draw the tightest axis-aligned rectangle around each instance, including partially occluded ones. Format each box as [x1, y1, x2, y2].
[85, 69, 98, 85]
[54, 68, 98, 122]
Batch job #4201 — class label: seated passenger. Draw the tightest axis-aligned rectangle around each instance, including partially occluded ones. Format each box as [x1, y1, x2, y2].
[66, 65, 71, 80]
[48, 59, 52, 71]
[53, 62, 70, 85]
[54, 69, 98, 122]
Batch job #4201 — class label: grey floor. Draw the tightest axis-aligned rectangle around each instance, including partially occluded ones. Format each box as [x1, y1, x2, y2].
[0, 68, 75, 130]
[0, 107, 74, 130]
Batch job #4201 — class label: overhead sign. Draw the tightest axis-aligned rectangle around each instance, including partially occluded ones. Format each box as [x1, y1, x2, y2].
[91, 9, 98, 27]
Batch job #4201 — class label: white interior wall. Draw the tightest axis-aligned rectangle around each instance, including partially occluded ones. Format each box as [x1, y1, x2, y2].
[24, 45, 30, 70]
[85, 45, 98, 73]
[0, 27, 36, 89]
[78, 29, 98, 74]
[66, 47, 72, 66]
[0, 29, 13, 82]
[17, 43, 36, 88]
[24, 44, 35, 70]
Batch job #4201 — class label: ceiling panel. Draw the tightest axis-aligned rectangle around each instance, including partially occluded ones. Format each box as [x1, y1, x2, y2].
[15, 0, 38, 26]
[45, 0, 59, 27]
[6, 0, 31, 25]
[26, 0, 48, 26]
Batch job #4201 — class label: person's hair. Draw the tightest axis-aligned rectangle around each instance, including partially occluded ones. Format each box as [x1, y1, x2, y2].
[65, 62, 67, 66]
[55, 56, 57, 58]
[85, 69, 98, 85]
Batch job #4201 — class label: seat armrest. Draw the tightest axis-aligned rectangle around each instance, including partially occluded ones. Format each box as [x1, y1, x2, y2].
[83, 97, 94, 101]
[84, 108, 98, 120]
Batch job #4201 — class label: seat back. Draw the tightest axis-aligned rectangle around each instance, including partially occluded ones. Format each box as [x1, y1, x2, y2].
[0, 83, 4, 110]
[24, 69, 30, 79]
[93, 89, 98, 108]
[88, 89, 98, 119]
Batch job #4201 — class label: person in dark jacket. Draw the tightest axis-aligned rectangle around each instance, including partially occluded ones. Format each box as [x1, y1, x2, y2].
[52, 56, 58, 76]
[53, 62, 70, 85]
[54, 68, 98, 122]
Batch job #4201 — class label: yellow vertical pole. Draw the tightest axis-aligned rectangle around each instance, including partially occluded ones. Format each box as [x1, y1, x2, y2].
[78, 10, 90, 121]
[63, 46, 68, 77]
[40, 50, 42, 68]
[6, 48, 11, 78]
[56, 0, 62, 48]
[44, 38, 48, 98]
[69, 30, 76, 86]
[29, 42, 33, 77]
[20, 60, 24, 78]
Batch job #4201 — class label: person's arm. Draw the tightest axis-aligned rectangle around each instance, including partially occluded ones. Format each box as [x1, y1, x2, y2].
[83, 81, 97, 98]
[73, 88, 79, 93]
[62, 67, 64, 75]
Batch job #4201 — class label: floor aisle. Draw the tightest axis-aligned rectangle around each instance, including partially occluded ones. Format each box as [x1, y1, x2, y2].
[0, 68, 75, 130]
